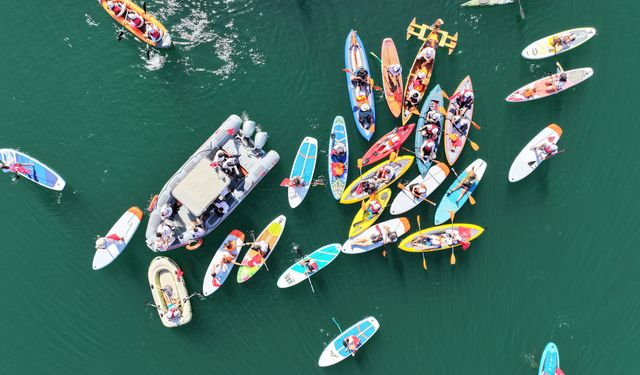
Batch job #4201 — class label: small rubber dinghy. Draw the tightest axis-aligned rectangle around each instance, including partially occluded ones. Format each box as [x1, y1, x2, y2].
[318, 317, 380, 367]
[148, 257, 192, 328]
[522, 27, 596, 60]
[99, 0, 172, 48]
[0, 148, 65, 191]
[202, 230, 245, 296]
[92, 207, 143, 270]
[506, 67, 593, 102]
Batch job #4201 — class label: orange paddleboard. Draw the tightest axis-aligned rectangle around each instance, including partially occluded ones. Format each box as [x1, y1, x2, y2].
[380, 38, 403, 118]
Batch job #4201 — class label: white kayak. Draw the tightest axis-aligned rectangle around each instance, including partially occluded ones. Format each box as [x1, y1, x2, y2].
[202, 230, 245, 296]
[342, 218, 410, 254]
[92, 207, 143, 270]
[522, 27, 597, 60]
[390, 163, 450, 215]
[318, 316, 380, 367]
[508, 124, 563, 182]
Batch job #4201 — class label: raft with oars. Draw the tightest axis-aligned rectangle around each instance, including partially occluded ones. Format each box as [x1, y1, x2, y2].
[414, 85, 444, 175]
[522, 27, 596, 60]
[99, 0, 172, 48]
[506, 67, 594, 102]
[443, 76, 475, 166]
[340, 155, 414, 204]
[348, 188, 392, 237]
[148, 256, 192, 328]
[398, 223, 484, 252]
[236, 215, 287, 283]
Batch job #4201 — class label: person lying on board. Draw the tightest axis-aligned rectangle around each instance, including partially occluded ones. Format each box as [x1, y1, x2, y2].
[357, 104, 374, 130]
[210, 243, 242, 286]
[106, 1, 127, 17]
[411, 229, 464, 250]
[446, 169, 477, 203]
[95, 234, 124, 250]
[1, 162, 32, 179]
[409, 183, 428, 198]
[288, 176, 306, 187]
[552, 34, 576, 52]
[351, 225, 399, 247]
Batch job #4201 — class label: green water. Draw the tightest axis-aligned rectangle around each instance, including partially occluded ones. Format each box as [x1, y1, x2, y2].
[2, 0, 639, 373]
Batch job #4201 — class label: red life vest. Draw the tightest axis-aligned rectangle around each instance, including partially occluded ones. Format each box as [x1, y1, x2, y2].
[113, 4, 123, 14]
[148, 27, 160, 40]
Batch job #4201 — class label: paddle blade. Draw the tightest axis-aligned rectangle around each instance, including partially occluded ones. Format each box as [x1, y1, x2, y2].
[472, 121, 481, 130]
[448, 133, 459, 142]
[461, 241, 470, 251]
[143, 2, 147, 12]
[361, 200, 368, 210]
[441, 90, 450, 100]
[469, 195, 476, 205]
[450, 251, 456, 265]
[357, 159, 363, 169]
[416, 215, 421, 230]
[470, 140, 480, 151]
[389, 151, 397, 161]
[280, 178, 290, 187]
[422, 257, 427, 270]
[438, 106, 448, 116]
[449, 210, 455, 223]
[382, 248, 387, 257]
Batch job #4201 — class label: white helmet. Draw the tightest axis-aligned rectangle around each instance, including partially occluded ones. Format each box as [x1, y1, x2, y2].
[464, 90, 473, 98]
[107, 1, 114, 8]
[361, 103, 371, 111]
[95, 238, 107, 249]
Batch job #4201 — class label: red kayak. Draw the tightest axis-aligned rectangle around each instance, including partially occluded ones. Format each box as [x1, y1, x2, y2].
[361, 123, 415, 166]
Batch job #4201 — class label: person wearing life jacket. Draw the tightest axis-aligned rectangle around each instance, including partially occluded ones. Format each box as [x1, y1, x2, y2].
[358, 104, 374, 130]
[330, 137, 347, 163]
[160, 285, 182, 320]
[106, 1, 127, 17]
[455, 90, 474, 116]
[300, 258, 318, 275]
[351, 67, 369, 88]
[145, 23, 162, 43]
[342, 335, 361, 354]
[289, 176, 306, 187]
[374, 165, 395, 185]
[365, 199, 383, 220]
[420, 138, 436, 161]
[126, 10, 145, 29]
[443, 229, 463, 247]
[410, 183, 428, 198]
[419, 122, 440, 140]
[407, 89, 421, 108]
[383, 133, 401, 152]
[386, 64, 402, 93]
[447, 168, 477, 203]
[1, 162, 31, 178]
[453, 116, 470, 137]
[411, 71, 428, 92]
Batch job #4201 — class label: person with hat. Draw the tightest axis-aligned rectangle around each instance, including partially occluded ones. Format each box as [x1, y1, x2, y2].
[407, 89, 422, 110]
[447, 168, 478, 203]
[358, 103, 374, 130]
[423, 100, 442, 125]
[343, 334, 362, 355]
[364, 198, 383, 220]
[410, 70, 429, 93]
[417, 41, 436, 68]
[386, 64, 402, 94]
[410, 182, 429, 198]
[159, 285, 182, 320]
[106, 1, 127, 17]
[95, 233, 124, 251]
[351, 66, 370, 89]
[455, 90, 474, 117]
[453, 116, 470, 136]
[300, 258, 319, 276]
[1, 161, 32, 179]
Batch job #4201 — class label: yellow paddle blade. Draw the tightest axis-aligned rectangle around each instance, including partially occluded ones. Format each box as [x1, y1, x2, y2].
[469, 195, 476, 205]
[442, 89, 450, 100]
[450, 250, 456, 265]
[382, 248, 387, 257]
[422, 257, 427, 270]
[472, 120, 481, 130]
[469, 140, 480, 151]
[389, 151, 397, 161]
[410, 107, 421, 115]
[438, 106, 448, 116]
[416, 215, 421, 229]
[449, 210, 455, 223]
[361, 200, 368, 210]
[357, 158, 363, 169]
[448, 133, 459, 142]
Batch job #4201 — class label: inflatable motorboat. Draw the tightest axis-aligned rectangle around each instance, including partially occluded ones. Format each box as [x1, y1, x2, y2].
[145, 114, 280, 251]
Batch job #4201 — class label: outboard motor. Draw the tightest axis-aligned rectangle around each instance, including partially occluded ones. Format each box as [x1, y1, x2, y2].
[253, 131, 268, 150]
[241, 120, 256, 138]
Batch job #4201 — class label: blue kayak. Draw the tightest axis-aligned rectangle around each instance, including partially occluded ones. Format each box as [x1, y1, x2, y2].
[318, 316, 380, 367]
[0, 148, 65, 191]
[328, 116, 349, 200]
[288, 137, 318, 208]
[277, 243, 341, 288]
[414, 85, 444, 176]
[538, 342, 560, 375]
[434, 159, 487, 225]
[344, 30, 375, 141]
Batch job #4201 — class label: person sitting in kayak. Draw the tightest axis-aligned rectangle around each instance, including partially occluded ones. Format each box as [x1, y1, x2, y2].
[356, 178, 377, 196]
[300, 258, 318, 275]
[533, 141, 559, 160]
[342, 335, 361, 355]
[446, 169, 477, 203]
[160, 285, 182, 319]
[94, 233, 124, 250]
[374, 165, 395, 185]
[411, 71, 428, 93]
[410, 183, 428, 198]
[419, 122, 440, 140]
[358, 104, 374, 130]
[365, 199, 382, 220]
[417, 41, 436, 68]
[423, 101, 442, 124]
[145, 23, 162, 43]
[351, 67, 369, 89]
[126, 10, 145, 29]
[420, 139, 436, 161]
[454, 90, 474, 116]
[453, 116, 470, 136]
[106, 1, 127, 17]
[406, 89, 422, 111]
[289, 176, 306, 187]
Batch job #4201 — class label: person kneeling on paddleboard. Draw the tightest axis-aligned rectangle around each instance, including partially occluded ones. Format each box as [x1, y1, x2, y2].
[106, 1, 127, 17]
[351, 67, 369, 89]
[365, 199, 382, 220]
[447, 169, 477, 203]
[358, 104, 374, 130]
[288, 176, 306, 188]
[342, 335, 361, 355]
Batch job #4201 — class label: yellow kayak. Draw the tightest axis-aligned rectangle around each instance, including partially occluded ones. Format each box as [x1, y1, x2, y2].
[398, 223, 484, 252]
[340, 155, 413, 204]
[99, 0, 172, 48]
[348, 188, 392, 238]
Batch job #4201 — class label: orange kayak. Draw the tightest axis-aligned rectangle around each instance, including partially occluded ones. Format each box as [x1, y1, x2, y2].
[380, 38, 403, 118]
[401, 30, 438, 125]
[99, 0, 171, 48]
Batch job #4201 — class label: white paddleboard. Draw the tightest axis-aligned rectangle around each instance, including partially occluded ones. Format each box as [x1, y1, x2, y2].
[522, 27, 596, 60]
[390, 163, 449, 215]
[318, 316, 380, 367]
[508, 124, 562, 182]
[92, 207, 143, 270]
[202, 230, 245, 296]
